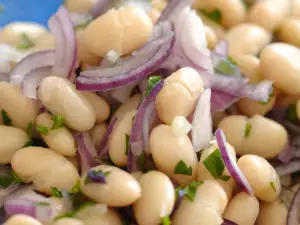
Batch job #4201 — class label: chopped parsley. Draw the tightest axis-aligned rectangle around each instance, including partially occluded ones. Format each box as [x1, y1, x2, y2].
[27, 123, 33, 138]
[35, 202, 50, 206]
[215, 59, 236, 75]
[11, 171, 23, 183]
[244, 122, 252, 138]
[16, 33, 35, 50]
[54, 211, 75, 221]
[174, 160, 192, 176]
[1, 110, 12, 126]
[70, 181, 81, 194]
[201, 9, 222, 24]
[144, 76, 161, 97]
[84, 169, 111, 184]
[287, 104, 298, 123]
[203, 149, 225, 179]
[0, 171, 23, 188]
[51, 187, 63, 198]
[220, 175, 231, 181]
[51, 115, 65, 129]
[23, 138, 47, 148]
[228, 56, 237, 66]
[140, 151, 146, 169]
[270, 181, 276, 192]
[161, 216, 171, 225]
[125, 133, 130, 156]
[36, 125, 49, 135]
[176, 180, 204, 201]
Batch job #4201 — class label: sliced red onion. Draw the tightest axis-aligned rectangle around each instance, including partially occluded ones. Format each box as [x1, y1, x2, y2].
[275, 160, 300, 176]
[192, 89, 213, 152]
[211, 90, 240, 113]
[86, 169, 107, 184]
[287, 186, 300, 225]
[98, 117, 118, 157]
[171, 189, 185, 216]
[214, 40, 229, 57]
[0, 72, 9, 82]
[278, 142, 294, 163]
[76, 22, 174, 91]
[48, 6, 77, 79]
[222, 219, 237, 225]
[0, 44, 29, 63]
[215, 129, 254, 196]
[111, 83, 137, 103]
[75, 132, 99, 174]
[99, 50, 121, 68]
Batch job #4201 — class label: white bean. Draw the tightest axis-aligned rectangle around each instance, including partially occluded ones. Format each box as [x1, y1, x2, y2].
[256, 200, 288, 225]
[89, 123, 107, 149]
[113, 94, 141, 119]
[52, 218, 84, 225]
[4, 215, 42, 225]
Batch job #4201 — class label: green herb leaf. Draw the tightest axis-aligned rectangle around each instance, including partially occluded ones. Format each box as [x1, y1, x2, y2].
[0, 171, 23, 188]
[23, 138, 47, 148]
[227, 56, 237, 66]
[270, 181, 276, 192]
[220, 175, 231, 181]
[215, 59, 235, 75]
[125, 133, 130, 156]
[36, 125, 49, 135]
[174, 160, 193, 176]
[16, 33, 35, 50]
[35, 202, 50, 206]
[54, 211, 75, 221]
[1, 110, 12, 126]
[287, 104, 298, 123]
[51, 187, 63, 198]
[161, 216, 171, 225]
[51, 115, 65, 129]
[70, 181, 81, 194]
[23, 140, 34, 147]
[201, 9, 222, 24]
[203, 149, 225, 179]
[76, 201, 96, 211]
[27, 123, 33, 138]
[11, 171, 23, 183]
[145, 76, 161, 97]
[244, 122, 252, 138]
[177, 180, 204, 201]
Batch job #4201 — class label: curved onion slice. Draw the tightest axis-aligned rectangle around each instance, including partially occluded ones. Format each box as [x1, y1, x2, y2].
[86, 169, 107, 184]
[210, 90, 240, 113]
[0, 72, 9, 82]
[275, 160, 300, 176]
[287, 186, 300, 225]
[215, 129, 254, 196]
[192, 89, 212, 152]
[76, 22, 174, 91]
[278, 142, 294, 163]
[214, 40, 229, 57]
[48, 6, 77, 79]
[111, 83, 137, 103]
[98, 117, 118, 157]
[222, 219, 238, 225]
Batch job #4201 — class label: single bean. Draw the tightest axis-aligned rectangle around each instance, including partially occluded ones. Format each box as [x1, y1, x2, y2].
[38, 76, 96, 132]
[81, 91, 110, 123]
[66, 157, 79, 171]
[223, 192, 259, 225]
[4, 215, 42, 225]
[148, 8, 160, 24]
[0, 125, 29, 164]
[291, 0, 300, 18]
[11, 147, 79, 194]
[80, 165, 141, 207]
[205, 26, 218, 50]
[85, 7, 153, 57]
[131, 171, 144, 181]
[33, 32, 56, 51]
[113, 94, 141, 119]
[133, 171, 175, 225]
[149, 124, 198, 185]
[156, 67, 204, 125]
[52, 218, 84, 225]
[36, 112, 77, 156]
[276, 94, 300, 108]
[109, 110, 136, 167]
[0, 82, 38, 130]
[151, 0, 167, 11]
[197, 12, 226, 39]
[65, 0, 98, 13]
[278, 18, 300, 47]
[226, 23, 271, 58]
[256, 200, 288, 225]
[238, 155, 281, 202]
[89, 122, 107, 149]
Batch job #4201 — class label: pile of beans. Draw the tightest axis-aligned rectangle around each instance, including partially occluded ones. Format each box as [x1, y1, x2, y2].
[1, 0, 300, 225]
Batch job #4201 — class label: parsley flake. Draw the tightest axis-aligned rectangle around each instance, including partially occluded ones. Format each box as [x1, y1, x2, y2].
[27, 123, 33, 138]
[35, 202, 50, 206]
[1, 110, 12, 126]
[161, 216, 171, 225]
[201, 9, 222, 24]
[51, 187, 63, 198]
[287, 104, 298, 123]
[220, 175, 231, 181]
[145, 76, 161, 97]
[244, 122, 252, 138]
[174, 160, 193, 176]
[16, 33, 35, 50]
[125, 133, 130, 156]
[215, 59, 236, 75]
[203, 149, 225, 179]
[36, 125, 49, 135]
[270, 181, 276, 192]
[51, 115, 65, 129]
[0, 171, 23, 188]
[177, 180, 204, 201]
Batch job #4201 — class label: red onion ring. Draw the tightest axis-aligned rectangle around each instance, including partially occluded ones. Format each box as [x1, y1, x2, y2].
[87, 169, 107, 184]
[214, 40, 229, 57]
[287, 186, 300, 225]
[210, 90, 240, 113]
[192, 88, 213, 152]
[275, 160, 300, 177]
[215, 129, 255, 196]
[278, 142, 294, 163]
[222, 219, 238, 225]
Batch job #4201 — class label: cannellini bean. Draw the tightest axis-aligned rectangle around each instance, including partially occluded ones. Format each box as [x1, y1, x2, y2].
[276, 93, 300, 108]
[81, 91, 110, 123]
[197, 143, 236, 200]
[149, 124, 198, 185]
[223, 192, 259, 225]
[66, 157, 79, 171]
[76, 29, 101, 66]
[4, 214, 42, 225]
[11, 147, 79, 194]
[89, 123, 107, 149]
[148, 8, 160, 24]
[109, 110, 136, 167]
[260, 43, 300, 95]
[291, 0, 300, 18]
[0, 82, 38, 130]
[238, 155, 281, 202]
[52, 218, 84, 225]
[36, 112, 77, 156]
[131, 171, 144, 181]
[172, 180, 228, 225]
[65, 0, 98, 13]
[156, 67, 204, 125]
[256, 200, 288, 225]
[113, 94, 141, 119]
[0, 22, 47, 46]
[197, 12, 226, 39]
[225, 23, 271, 58]
[85, 7, 153, 57]
[133, 171, 175, 225]
[205, 26, 218, 50]
[193, 0, 246, 27]
[33, 32, 56, 51]
[277, 18, 300, 47]
[152, 0, 167, 11]
[38, 76, 96, 132]
[80, 165, 141, 206]
[0, 125, 29, 164]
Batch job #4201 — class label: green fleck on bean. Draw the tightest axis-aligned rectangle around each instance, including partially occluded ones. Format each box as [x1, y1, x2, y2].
[244, 122, 252, 138]
[1, 109, 12, 126]
[174, 160, 193, 176]
[203, 148, 225, 179]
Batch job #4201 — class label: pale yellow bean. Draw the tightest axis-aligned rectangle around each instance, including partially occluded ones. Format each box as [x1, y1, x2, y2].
[113, 94, 141, 119]
[277, 18, 300, 47]
[156, 67, 204, 125]
[238, 155, 281, 202]
[0, 125, 29, 164]
[226, 23, 271, 58]
[223, 192, 259, 225]
[109, 110, 136, 167]
[66, 157, 79, 171]
[33, 32, 56, 51]
[205, 26, 218, 50]
[133, 171, 175, 225]
[36, 112, 77, 156]
[291, 0, 300, 18]
[38, 76, 96, 132]
[148, 8, 160, 24]
[89, 123, 107, 149]
[212, 111, 228, 129]
[65, 0, 98, 13]
[80, 165, 141, 207]
[198, 12, 226, 39]
[276, 93, 300, 108]
[52, 218, 84, 225]
[4, 215, 42, 225]
[152, 0, 167, 11]
[85, 7, 153, 57]
[131, 171, 144, 181]
[81, 91, 110, 123]
[260, 44, 300, 95]
[11, 147, 79, 194]
[256, 200, 288, 225]
[0, 82, 38, 130]
[149, 124, 198, 185]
